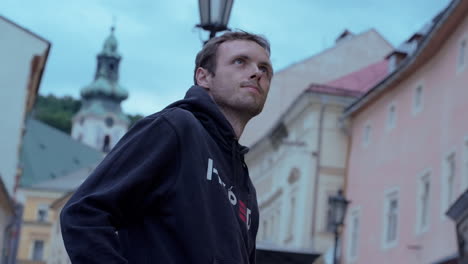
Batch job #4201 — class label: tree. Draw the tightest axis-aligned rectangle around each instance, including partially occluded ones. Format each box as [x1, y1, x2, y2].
[34, 94, 81, 133]
[34, 94, 144, 134]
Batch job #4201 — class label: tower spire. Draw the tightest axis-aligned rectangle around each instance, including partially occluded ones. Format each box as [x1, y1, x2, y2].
[72, 26, 130, 152]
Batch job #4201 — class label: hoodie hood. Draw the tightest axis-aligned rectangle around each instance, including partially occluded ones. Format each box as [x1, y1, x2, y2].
[166, 85, 250, 190]
[166, 85, 249, 154]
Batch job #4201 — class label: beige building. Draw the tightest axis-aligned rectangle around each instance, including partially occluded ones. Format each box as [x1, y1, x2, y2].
[16, 188, 64, 264]
[48, 193, 72, 264]
[16, 164, 97, 264]
[247, 57, 389, 257]
[241, 29, 393, 147]
[248, 85, 359, 253]
[0, 15, 50, 264]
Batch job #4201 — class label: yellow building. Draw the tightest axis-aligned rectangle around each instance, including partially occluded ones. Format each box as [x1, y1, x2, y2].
[16, 164, 98, 264]
[48, 192, 73, 264]
[16, 188, 63, 264]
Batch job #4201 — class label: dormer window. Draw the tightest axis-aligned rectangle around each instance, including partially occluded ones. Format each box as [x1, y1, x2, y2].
[363, 123, 372, 146]
[413, 85, 423, 114]
[387, 103, 397, 130]
[458, 39, 466, 70]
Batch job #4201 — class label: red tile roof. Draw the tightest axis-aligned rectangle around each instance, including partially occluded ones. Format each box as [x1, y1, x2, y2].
[324, 59, 389, 93]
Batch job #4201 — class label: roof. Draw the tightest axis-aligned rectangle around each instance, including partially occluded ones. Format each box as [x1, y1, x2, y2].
[19, 119, 104, 187]
[50, 191, 74, 210]
[324, 60, 389, 93]
[29, 163, 97, 192]
[307, 84, 363, 98]
[344, 0, 462, 116]
[0, 15, 50, 45]
[81, 77, 129, 102]
[100, 27, 121, 58]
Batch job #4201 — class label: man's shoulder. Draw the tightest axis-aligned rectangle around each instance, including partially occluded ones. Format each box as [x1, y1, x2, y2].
[146, 107, 200, 129]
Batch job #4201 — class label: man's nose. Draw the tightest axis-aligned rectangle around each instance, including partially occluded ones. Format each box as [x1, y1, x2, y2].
[249, 65, 263, 80]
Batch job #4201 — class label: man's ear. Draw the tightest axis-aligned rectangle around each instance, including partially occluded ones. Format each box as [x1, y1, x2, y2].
[195, 67, 212, 88]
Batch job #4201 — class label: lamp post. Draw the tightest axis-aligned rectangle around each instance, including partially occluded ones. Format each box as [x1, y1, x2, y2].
[196, 0, 234, 42]
[329, 189, 350, 264]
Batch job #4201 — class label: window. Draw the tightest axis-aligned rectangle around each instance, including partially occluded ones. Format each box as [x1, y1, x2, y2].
[458, 39, 466, 69]
[37, 204, 48, 222]
[417, 171, 431, 233]
[326, 200, 334, 232]
[387, 199, 398, 242]
[103, 135, 111, 153]
[443, 153, 456, 211]
[287, 196, 296, 240]
[262, 219, 268, 241]
[463, 140, 468, 190]
[413, 85, 423, 114]
[347, 208, 360, 261]
[387, 104, 396, 130]
[31, 240, 44, 261]
[383, 190, 399, 248]
[363, 123, 371, 146]
[269, 214, 275, 241]
[325, 193, 336, 232]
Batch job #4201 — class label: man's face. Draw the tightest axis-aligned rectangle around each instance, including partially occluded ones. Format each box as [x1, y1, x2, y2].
[201, 40, 273, 119]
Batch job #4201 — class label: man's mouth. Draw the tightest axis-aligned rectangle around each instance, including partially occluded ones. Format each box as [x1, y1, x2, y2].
[241, 82, 262, 94]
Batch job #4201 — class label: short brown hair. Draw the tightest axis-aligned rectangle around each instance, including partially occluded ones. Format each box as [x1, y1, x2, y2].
[194, 31, 271, 84]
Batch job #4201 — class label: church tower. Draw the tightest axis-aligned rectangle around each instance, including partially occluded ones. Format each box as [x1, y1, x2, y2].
[71, 27, 129, 152]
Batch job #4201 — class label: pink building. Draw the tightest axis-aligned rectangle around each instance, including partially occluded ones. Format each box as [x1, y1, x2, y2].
[341, 0, 468, 263]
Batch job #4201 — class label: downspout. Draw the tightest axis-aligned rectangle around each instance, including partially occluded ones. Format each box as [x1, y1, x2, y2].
[339, 113, 352, 200]
[2, 203, 22, 264]
[310, 95, 327, 247]
[337, 111, 352, 263]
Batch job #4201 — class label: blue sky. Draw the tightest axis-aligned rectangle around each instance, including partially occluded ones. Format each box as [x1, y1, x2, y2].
[1, 0, 451, 115]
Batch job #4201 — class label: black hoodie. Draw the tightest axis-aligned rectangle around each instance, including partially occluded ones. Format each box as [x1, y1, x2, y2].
[60, 86, 259, 263]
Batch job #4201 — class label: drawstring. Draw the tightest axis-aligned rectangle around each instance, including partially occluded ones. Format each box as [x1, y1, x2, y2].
[231, 140, 237, 187]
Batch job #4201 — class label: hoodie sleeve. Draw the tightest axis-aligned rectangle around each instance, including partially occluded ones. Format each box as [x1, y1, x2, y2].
[249, 243, 256, 264]
[60, 113, 180, 263]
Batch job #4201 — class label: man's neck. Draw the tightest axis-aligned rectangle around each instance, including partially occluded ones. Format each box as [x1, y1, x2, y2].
[217, 106, 250, 140]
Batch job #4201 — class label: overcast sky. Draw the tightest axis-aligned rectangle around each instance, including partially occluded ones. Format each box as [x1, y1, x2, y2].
[2, 0, 451, 115]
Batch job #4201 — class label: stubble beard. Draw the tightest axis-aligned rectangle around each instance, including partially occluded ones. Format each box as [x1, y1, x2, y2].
[213, 92, 265, 122]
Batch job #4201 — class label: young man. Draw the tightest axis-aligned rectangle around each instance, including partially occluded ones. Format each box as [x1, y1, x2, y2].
[60, 31, 273, 263]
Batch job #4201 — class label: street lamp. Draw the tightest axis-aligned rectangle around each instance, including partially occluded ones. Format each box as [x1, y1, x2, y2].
[329, 189, 350, 264]
[197, 0, 234, 41]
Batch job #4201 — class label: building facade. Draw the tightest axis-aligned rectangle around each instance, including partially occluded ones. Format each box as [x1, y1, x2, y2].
[342, 1, 468, 263]
[15, 188, 64, 264]
[247, 58, 388, 258]
[0, 15, 50, 264]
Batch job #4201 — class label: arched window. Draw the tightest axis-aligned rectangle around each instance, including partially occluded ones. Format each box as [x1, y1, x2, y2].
[288, 167, 300, 184]
[102, 135, 111, 153]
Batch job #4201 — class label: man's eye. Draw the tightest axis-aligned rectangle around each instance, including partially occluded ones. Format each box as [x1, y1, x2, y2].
[259, 66, 268, 73]
[234, 58, 244, 64]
